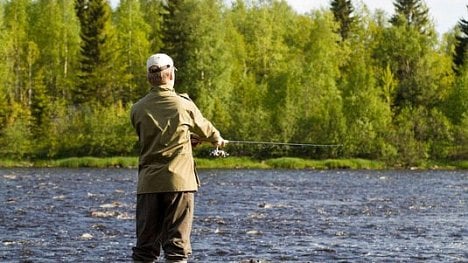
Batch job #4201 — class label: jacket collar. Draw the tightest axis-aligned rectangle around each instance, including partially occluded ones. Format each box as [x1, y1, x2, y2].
[150, 84, 175, 94]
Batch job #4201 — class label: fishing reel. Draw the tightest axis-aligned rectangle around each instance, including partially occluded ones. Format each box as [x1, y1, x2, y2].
[191, 134, 229, 158]
[209, 146, 229, 158]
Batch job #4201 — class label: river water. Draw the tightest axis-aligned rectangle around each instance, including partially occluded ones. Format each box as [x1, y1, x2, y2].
[0, 168, 466, 262]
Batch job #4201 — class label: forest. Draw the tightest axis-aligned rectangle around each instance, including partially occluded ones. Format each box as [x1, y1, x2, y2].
[0, 0, 467, 167]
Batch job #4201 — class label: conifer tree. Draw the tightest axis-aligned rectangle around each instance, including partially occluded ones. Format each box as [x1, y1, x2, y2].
[74, 0, 114, 105]
[330, 0, 355, 40]
[160, 0, 190, 93]
[139, 0, 165, 53]
[447, 7, 468, 125]
[29, 67, 48, 128]
[390, 0, 432, 35]
[377, 0, 439, 109]
[159, 0, 232, 116]
[453, 6, 468, 74]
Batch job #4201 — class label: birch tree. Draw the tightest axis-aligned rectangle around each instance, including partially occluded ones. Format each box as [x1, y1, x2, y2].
[114, 0, 151, 102]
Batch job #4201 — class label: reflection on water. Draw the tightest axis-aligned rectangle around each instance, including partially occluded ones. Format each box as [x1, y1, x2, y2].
[1, 168, 466, 262]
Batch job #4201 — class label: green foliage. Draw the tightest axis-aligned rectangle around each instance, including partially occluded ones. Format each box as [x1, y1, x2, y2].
[3, 0, 30, 104]
[0, 104, 32, 159]
[243, 2, 298, 142]
[29, 0, 80, 99]
[0, 0, 465, 166]
[297, 11, 345, 152]
[265, 157, 385, 169]
[445, 66, 468, 124]
[453, 7, 468, 73]
[451, 114, 468, 159]
[29, 68, 48, 129]
[55, 103, 136, 157]
[39, 156, 137, 168]
[452, 160, 468, 169]
[139, 0, 165, 53]
[0, 159, 31, 168]
[160, 0, 234, 128]
[113, 0, 151, 101]
[74, 0, 115, 105]
[330, 0, 355, 40]
[390, 0, 433, 36]
[338, 11, 393, 160]
[390, 107, 453, 166]
[265, 157, 310, 169]
[160, 0, 189, 91]
[195, 157, 269, 169]
[374, 0, 440, 111]
[0, 2, 9, 129]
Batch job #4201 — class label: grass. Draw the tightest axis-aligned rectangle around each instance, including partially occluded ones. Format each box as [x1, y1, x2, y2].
[194, 157, 269, 169]
[0, 159, 33, 168]
[34, 156, 138, 168]
[0, 156, 465, 170]
[264, 157, 386, 170]
[453, 160, 468, 169]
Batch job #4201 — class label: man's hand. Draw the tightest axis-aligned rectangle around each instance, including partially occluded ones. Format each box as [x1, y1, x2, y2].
[190, 134, 201, 148]
[215, 139, 229, 148]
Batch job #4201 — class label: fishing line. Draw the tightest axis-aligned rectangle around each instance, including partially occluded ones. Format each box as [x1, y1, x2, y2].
[227, 140, 343, 147]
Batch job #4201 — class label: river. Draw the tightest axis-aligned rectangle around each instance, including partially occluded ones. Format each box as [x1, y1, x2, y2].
[1, 168, 466, 262]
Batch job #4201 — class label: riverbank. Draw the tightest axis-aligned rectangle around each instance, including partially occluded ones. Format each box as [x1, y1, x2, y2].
[0, 156, 466, 170]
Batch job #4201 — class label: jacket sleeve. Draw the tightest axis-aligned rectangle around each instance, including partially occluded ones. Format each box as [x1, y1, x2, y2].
[187, 102, 222, 144]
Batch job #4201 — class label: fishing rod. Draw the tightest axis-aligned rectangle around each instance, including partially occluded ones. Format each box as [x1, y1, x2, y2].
[209, 140, 343, 157]
[228, 140, 343, 148]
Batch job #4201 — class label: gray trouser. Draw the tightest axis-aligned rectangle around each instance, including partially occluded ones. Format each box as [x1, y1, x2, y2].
[132, 192, 194, 262]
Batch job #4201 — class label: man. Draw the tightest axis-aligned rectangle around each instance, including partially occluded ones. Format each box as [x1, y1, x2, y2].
[130, 53, 227, 263]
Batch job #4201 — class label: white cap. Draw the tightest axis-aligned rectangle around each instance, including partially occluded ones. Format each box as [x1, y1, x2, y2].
[146, 53, 174, 72]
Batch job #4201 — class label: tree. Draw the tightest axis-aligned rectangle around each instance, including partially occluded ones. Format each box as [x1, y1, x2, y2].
[330, 0, 355, 40]
[75, 0, 115, 105]
[247, 1, 298, 143]
[223, 0, 267, 143]
[338, 8, 394, 159]
[113, 0, 151, 102]
[9, 0, 82, 157]
[29, 0, 80, 101]
[160, 0, 233, 123]
[139, 0, 165, 53]
[453, 6, 468, 74]
[3, 0, 31, 105]
[374, 0, 439, 109]
[390, 0, 433, 36]
[293, 10, 345, 152]
[0, 1, 9, 128]
[445, 64, 468, 125]
[452, 113, 468, 159]
[160, 0, 188, 89]
[391, 106, 453, 166]
[0, 0, 464, 162]
[0, 0, 37, 158]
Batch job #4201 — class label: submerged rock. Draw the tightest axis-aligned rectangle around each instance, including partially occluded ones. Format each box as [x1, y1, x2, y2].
[80, 233, 93, 240]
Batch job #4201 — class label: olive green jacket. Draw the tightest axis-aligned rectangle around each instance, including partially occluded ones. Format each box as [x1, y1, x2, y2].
[130, 85, 222, 194]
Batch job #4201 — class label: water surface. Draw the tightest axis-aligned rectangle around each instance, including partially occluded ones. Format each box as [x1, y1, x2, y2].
[1, 168, 466, 262]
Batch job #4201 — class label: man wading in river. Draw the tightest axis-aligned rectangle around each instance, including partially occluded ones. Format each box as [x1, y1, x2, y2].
[130, 53, 227, 263]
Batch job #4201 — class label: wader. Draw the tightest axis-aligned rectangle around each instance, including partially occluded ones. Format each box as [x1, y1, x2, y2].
[132, 192, 194, 262]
